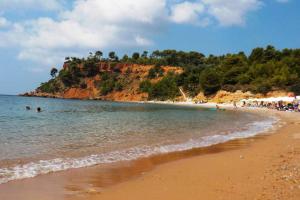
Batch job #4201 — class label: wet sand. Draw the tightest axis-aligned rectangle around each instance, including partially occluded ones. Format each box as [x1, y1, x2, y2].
[0, 109, 300, 200]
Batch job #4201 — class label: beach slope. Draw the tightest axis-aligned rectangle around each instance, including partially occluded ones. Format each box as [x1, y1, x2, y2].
[86, 111, 300, 200]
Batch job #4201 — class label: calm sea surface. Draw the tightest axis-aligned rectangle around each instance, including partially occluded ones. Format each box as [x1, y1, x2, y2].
[0, 95, 275, 184]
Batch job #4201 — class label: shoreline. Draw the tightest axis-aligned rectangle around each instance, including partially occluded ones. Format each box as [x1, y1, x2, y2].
[1, 104, 299, 199]
[95, 111, 300, 200]
[0, 102, 275, 184]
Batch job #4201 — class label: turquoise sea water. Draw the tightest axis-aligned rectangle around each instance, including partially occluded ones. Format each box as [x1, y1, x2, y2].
[0, 95, 275, 184]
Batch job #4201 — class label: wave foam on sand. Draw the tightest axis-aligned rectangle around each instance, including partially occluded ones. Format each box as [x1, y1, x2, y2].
[0, 117, 278, 185]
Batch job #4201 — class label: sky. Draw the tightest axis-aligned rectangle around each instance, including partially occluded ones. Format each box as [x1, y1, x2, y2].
[0, 0, 299, 95]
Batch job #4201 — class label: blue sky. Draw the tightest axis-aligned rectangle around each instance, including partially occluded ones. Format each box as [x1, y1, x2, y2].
[0, 0, 299, 95]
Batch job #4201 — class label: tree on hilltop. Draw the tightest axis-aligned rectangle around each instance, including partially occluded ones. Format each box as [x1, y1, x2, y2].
[132, 52, 140, 60]
[95, 51, 103, 60]
[50, 67, 58, 78]
[109, 51, 117, 61]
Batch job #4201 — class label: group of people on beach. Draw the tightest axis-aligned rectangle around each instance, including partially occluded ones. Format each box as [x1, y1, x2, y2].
[241, 99, 300, 112]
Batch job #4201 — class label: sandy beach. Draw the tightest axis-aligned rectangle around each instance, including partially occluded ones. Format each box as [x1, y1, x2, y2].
[0, 106, 299, 200]
[85, 109, 300, 200]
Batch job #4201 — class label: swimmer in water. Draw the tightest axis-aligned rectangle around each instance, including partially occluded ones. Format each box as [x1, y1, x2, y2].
[216, 104, 226, 111]
[37, 107, 41, 112]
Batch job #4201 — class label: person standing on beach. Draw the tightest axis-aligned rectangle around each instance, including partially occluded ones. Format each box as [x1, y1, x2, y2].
[242, 101, 246, 107]
[233, 101, 237, 109]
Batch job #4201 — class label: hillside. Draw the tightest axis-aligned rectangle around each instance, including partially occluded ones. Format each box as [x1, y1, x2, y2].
[24, 60, 183, 101]
[24, 46, 300, 102]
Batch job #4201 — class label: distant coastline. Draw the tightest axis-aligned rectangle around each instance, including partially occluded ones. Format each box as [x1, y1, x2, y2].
[22, 46, 300, 104]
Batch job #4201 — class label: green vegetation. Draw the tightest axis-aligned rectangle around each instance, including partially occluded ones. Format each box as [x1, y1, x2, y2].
[38, 79, 60, 93]
[139, 73, 179, 100]
[50, 67, 58, 78]
[114, 81, 124, 91]
[96, 72, 117, 95]
[149, 73, 179, 100]
[199, 68, 221, 96]
[39, 46, 300, 100]
[139, 80, 152, 93]
[148, 65, 164, 79]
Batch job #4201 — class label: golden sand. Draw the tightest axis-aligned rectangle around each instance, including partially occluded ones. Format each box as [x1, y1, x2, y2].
[0, 109, 299, 200]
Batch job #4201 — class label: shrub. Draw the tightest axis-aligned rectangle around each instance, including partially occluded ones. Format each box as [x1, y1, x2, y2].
[83, 59, 98, 77]
[139, 80, 152, 93]
[149, 74, 179, 100]
[200, 68, 221, 96]
[100, 80, 115, 95]
[148, 65, 164, 79]
[115, 81, 124, 91]
[38, 79, 60, 93]
[221, 84, 239, 93]
[59, 70, 80, 87]
[148, 68, 156, 79]
[251, 81, 272, 94]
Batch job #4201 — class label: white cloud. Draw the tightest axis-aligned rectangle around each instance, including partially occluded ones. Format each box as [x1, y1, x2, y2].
[203, 0, 262, 26]
[170, 0, 261, 26]
[170, 1, 205, 25]
[135, 35, 153, 46]
[0, 0, 264, 68]
[0, 0, 63, 12]
[0, 0, 167, 66]
[0, 17, 10, 28]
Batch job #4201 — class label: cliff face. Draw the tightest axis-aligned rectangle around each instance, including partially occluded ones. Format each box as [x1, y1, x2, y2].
[27, 63, 183, 101]
[24, 61, 295, 103]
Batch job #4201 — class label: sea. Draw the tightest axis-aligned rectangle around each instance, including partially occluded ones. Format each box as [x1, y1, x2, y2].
[0, 95, 276, 184]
